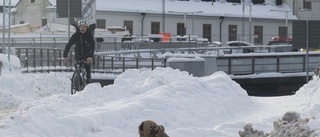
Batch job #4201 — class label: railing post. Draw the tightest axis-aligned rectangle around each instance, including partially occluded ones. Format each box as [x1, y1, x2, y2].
[252, 57, 255, 74]
[111, 57, 114, 70]
[228, 58, 232, 74]
[33, 48, 36, 72]
[47, 49, 50, 72]
[26, 48, 29, 72]
[102, 56, 105, 70]
[277, 57, 280, 72]
[40, 48, 43, 72]
[122, 57, 125, 72]
[136, 58, 139, 69]
[151, 58, 154, 70]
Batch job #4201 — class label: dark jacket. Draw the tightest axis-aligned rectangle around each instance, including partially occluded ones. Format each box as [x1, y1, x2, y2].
[63, 25, 95, 61]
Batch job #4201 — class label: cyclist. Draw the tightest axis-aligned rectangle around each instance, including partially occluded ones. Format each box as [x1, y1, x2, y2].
[63, 19, 95, 83]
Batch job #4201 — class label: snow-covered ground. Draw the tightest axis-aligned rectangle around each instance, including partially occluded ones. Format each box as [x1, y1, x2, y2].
[1, 54, 320, 137]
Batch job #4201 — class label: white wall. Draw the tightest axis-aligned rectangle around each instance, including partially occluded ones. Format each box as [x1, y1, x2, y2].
[96, 11, 292, 45]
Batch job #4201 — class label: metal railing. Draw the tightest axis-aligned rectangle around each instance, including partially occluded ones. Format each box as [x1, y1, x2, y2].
[12, 47, 166, 73]
[8, 47, 319, 76]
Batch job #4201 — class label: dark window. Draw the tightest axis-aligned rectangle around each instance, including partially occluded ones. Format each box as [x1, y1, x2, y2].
[201, 0, 214, 1]
[20, 21, 24, 24]
[96, 19, 106, 29]
[279, 27, 287, 37]
[42, 18, 47, 27]
[124, 20, 133, 35]
[31, 0, 35, 3]
[276, 0, 282, 5]
[177, 23, 186, 36]
[252, 0, 265, 4]
[226, 0, 240, 3]
[228, 25, 237, 41]
[254, 26, 263, 44]
[303, 0, 311, 9]
[151, 22, 160, 34]
[203, 24, 212, 42]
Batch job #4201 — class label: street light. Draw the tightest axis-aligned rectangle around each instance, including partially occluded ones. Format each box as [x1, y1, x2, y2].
[168, 11, 203, 35]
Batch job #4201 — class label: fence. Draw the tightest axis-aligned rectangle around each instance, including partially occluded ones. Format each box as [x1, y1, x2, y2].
[6, 47, 319, 76]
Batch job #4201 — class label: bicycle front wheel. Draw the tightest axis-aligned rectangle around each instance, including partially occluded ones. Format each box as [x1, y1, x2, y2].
[71, 72, 81, 95]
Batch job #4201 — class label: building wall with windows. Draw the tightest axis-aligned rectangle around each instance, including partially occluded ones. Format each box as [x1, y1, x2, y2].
[285, 0, 320, 20]
[95, 10, 292, 45]
[8, 0, 297, 45]
[13, 0, 52, 31]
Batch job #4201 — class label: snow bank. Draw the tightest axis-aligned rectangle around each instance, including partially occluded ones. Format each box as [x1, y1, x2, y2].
[0, 54, 21, 75]
[239, 111, 319, 137]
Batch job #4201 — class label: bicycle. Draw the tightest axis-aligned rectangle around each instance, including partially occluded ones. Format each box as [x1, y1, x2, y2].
[71, 60, 88, 95]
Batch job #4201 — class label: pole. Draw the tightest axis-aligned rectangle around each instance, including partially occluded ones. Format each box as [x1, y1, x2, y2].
[249, 4, 252, 43]
[8, 0, 11, 62]
[285, 11, 288, 27]
[306, 19, 309, 83]
[2, 0, 5, 54]
[162, 0, 165, 32]
[184, 13, 187, 29]
[242, 0, 245, 41]
[192, 13, 194, 35]
[68, 0, 70, 39]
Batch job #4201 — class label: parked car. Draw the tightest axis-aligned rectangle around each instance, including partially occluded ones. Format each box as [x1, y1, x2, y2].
[267, 36, 292, 46]
[267, 36, 293, 52]
[226, 41, 255, 53]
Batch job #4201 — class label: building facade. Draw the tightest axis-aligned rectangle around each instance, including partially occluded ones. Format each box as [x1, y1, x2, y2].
[5, 0, 318, 45]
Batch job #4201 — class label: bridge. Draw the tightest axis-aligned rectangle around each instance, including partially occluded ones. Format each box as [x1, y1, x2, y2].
[0, 35, 317, 96]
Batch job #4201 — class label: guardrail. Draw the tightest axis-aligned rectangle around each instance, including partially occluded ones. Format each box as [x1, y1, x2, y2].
[7, 47, 318, 76]
[12, 47, 166, 73]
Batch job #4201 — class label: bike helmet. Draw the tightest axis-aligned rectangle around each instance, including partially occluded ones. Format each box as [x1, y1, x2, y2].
[78, 19, 89, 27]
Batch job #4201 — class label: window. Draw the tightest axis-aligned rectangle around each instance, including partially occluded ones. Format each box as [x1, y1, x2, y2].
[177, 23, 186, 37]
[254, 26, 263, 44]
[228, 25, 237, 41]
[96, 19, 106, 29]
[42, 18, 47, 27]
[279, 27, 287, 38]
[226, 0, 241, 3]
[201, 0, 214, 1]
[31, 0, 35, 3]
[124, 20, 133, 35]
[303, 0, 311, 9]
[252, 0, 265, 4]
[151, 22, 160, 34]
[203, 24, 212, 42]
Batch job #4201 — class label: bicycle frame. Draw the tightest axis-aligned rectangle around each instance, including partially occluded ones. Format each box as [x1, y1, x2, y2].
[71, 60, 87, 95]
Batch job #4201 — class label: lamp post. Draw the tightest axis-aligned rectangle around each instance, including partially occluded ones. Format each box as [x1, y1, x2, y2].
[168, 11, 203, 35]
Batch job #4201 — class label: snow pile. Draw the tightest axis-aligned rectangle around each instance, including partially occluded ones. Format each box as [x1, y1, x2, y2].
[0, 54, 21, 75]
[239, 111, 320, 136]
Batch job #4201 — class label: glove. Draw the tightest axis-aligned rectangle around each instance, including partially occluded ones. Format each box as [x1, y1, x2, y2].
[86, 57, 93, 64]
[63, 57, 70, 63]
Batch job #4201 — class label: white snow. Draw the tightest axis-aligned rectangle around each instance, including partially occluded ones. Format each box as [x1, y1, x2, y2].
[1, 54, 320, 136]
